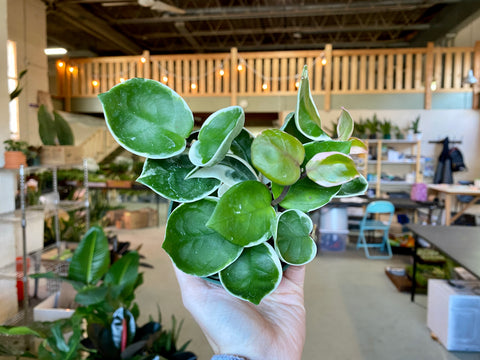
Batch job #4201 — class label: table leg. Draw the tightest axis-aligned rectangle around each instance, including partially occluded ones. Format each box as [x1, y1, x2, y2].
[411, 233, 418, 302]
[444, 194, 452, 226]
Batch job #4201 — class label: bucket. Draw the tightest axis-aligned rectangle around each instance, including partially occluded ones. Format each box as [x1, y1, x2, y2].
[320, 207, 348, 232]
[16, 256, 31, 302]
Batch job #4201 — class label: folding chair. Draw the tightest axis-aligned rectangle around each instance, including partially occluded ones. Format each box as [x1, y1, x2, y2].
[356, 200, 394, 259]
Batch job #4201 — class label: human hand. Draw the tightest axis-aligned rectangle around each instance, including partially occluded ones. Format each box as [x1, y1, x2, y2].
[174, 265, 306, 360]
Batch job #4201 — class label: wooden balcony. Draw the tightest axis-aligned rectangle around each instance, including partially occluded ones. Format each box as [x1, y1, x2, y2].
[56, 42, 480, 112]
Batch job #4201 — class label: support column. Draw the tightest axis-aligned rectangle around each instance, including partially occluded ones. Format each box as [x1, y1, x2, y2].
[424, 42, 434, 110]
[230, 47, 238, 106]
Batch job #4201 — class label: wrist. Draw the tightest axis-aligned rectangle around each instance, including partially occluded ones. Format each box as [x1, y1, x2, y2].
[211, 355, 248, 360]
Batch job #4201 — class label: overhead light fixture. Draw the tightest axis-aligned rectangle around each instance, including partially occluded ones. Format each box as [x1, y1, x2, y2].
[463, 69, 478, 85]
[44, 48, 67, 56]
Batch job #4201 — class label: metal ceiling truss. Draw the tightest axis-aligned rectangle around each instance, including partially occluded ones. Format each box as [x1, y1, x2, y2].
[43, 0, 480, 56]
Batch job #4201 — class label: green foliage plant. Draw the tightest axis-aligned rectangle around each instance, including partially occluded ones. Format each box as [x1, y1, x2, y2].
[380, 120, 392, 139]
[410, 115, 421, 134]
[0, 226, 196, 360]
[37, 105, 75, 146]
[364, 114, 380, 139]
[9, 69, 27, 101]
[98, 65, 368, 305]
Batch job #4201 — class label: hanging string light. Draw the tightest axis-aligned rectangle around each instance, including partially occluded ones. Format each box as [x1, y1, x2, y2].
[57, 61, 65, 68]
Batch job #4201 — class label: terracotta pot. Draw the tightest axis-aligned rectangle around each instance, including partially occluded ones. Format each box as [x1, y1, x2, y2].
[4, 151, 27, 169]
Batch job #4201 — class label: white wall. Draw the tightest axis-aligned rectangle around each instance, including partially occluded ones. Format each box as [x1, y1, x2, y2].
[8, 0, 48, 146]
[454, 14, 480, 46]
[318, 109, 480, 181]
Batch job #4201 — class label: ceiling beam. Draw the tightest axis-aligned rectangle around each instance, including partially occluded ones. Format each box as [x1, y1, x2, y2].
[174, 21, 202, 51]
[114, 0, 460, 24]
[410, 1, 480, 45]
[135, 23, 431, 40]
[53, 3, 143, 54]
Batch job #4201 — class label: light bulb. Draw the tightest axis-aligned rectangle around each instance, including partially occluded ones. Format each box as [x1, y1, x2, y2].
[191, 83, 197, 90]
[58, 61, 65, 68]
[141, 57, 146, 63]
[68, 66, 75, 73]
[219, 69, 225, 76]
[321, 58, 327, 66]
[430, 80, 437, 91]
[92, 80, 99, 87]
[295, 81, 300, 88]
[262, 83, 268, 90]
[237, 64, 243, 71]
[162, 76, 168, 83]
[119, 77, 126, 83]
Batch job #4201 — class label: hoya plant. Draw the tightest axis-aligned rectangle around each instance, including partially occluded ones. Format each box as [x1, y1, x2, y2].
[98, 66, 368, 305]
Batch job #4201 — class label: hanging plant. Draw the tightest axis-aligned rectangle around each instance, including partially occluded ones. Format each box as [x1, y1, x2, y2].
[98, 66, 368, 305]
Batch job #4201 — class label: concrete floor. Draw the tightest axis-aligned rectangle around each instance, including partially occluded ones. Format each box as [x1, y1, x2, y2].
[115, 222, 479, 360]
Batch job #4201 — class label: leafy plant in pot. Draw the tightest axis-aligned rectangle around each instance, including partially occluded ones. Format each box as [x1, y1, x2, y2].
[3, 139, 28, 168]
[98, 66, 368, 305]
[0, 226, 196, 360]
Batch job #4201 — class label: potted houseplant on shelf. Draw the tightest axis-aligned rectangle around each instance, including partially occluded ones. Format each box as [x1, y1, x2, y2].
[352, 118, 367, 139]
[98, 65, 368, 305]
[0, 226, 196, 360]
[365, 114, 380, 139]
[407, 115, 421, 140]
[380, 119, 392, 139]
[3, 139, 28, 169]
[37, 105, 83, 166]
[393, 125, 404, 140]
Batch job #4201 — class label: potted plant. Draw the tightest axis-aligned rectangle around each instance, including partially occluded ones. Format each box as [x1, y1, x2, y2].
[3, 139, 28, 169]
[352, 118, 367, 139]
[409, 115, 421, 140]
[37, 105, 83, 165]
[380, 119, 392, 139]
[365, 114, 380, 139]
[0, 226, 196, 360]
[393, 125, 404, 140]
[98, 65, 368, 305]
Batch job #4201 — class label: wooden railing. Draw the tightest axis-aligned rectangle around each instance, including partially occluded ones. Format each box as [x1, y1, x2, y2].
[56, 42, 480, 110]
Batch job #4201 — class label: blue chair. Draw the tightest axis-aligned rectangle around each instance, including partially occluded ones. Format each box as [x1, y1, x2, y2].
[356, 200, 395, 259]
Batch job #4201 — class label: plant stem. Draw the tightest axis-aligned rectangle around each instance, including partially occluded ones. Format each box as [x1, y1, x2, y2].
[271, 185, 290, 207]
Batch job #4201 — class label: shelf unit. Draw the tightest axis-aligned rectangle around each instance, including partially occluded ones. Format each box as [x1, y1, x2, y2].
[0, 160, 90, 326]
[365, 139, 422, 197]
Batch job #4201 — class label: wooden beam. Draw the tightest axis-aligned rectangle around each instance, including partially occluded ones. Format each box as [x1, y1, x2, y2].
[424, 42, 434, 110]
[324, 44, 332, 111]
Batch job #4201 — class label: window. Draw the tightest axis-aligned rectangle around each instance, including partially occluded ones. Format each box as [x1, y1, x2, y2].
[7, 40, 19, 139]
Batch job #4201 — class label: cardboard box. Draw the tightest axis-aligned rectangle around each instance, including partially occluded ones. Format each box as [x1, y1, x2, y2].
[427, 279, 480, 351]
[40, 145, 83, 166]
[111, 208, 158, 229]
[34, 283, 76, 322]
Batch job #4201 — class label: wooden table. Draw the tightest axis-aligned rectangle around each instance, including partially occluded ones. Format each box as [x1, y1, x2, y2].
[407, 224, 480, 302]
[428, 184, 480, 225]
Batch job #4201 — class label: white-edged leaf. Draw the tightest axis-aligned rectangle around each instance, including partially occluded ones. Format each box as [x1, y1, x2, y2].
[189, 106, 245, 166]
[219, 243, 282, 305]
[306, 151, 360, 187]
[274, 210, 316, 265]
[337, 107, 354, 141]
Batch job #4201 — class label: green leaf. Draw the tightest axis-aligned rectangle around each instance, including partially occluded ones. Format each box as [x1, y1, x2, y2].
[303, 140, 352, 163]
[163, 198, 243, 277]
[306, 151, 360, 187]
[189, 106, 245, 166]
[206, 181, 276, 247]
[349, 137, 368, 154]
[137, 155, 220, 202]
[75, 285, 109, 306]
[280, 112, 312, 144]
[37, 104, 56, 145]
[104, 251, 140, 301]
[99, 78, 193, 159]
[335, 174, 368, 197]
[230, 128, 255, 164]
[219, 243, 282, 305]
[251, 129, 305, 186]
[0, 326, 41, 337]
[68, 226, 110, 286]
[274, 210, 316, 265]
[295, 66, 330, 141]
[337, 108, 354, 141]
[272, 178, 341, 213]
[54, 111, 74, 145]
[186, 154, 258, 187]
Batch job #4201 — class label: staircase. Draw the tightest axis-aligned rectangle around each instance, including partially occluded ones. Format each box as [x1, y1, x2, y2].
[80, 128, 120, 164]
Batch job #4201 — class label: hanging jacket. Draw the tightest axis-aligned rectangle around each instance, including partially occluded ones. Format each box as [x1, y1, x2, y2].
[433, 137, 453, 184]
